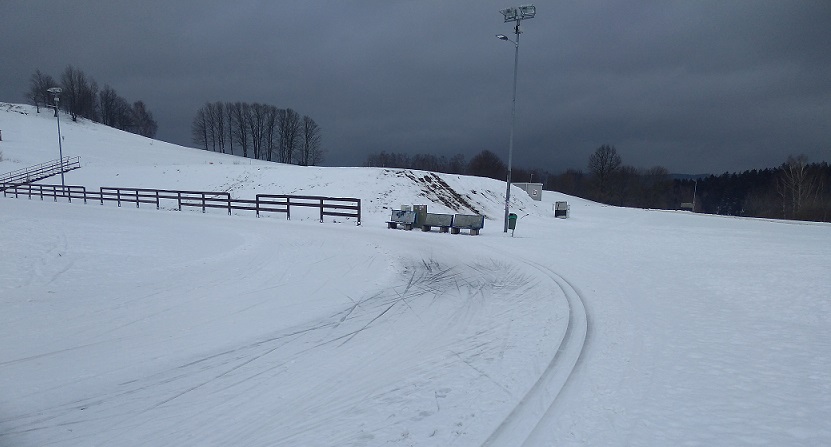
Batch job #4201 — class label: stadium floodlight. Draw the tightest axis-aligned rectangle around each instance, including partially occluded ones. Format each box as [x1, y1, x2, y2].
[496, 5, 535, 232]
[518, 5, 536, 19]
[500, 7, 518, 22]
[47, 87, 66, 190]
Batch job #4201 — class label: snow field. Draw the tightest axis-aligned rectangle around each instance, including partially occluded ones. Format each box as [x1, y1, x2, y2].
[1, 198, 570, 446]
[3, 103, 831, 446]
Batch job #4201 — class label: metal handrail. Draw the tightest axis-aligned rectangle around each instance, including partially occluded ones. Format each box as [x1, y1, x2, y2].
[0, 156, 81, 186]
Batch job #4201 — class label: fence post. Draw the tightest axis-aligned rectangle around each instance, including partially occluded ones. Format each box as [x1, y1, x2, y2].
[117, 189, 122, 207]
[156, 190, 160, 210]
[82, 186, 87, 204]
[135, 189, 140, 208]
[286, 197, 291, 220]
[256, 195, 260, 218]
[227, 195, 231, 215]
[357, 199, 362, 226]
[319, 198, 324, 223]
[52, 185, 57, 202]
[177, 191, 182, 211]
[202, 193, 206, 213]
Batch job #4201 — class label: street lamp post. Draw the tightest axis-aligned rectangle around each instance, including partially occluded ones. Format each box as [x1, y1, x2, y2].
[47, 87, 66, 190]
[497, 5, 535, 233]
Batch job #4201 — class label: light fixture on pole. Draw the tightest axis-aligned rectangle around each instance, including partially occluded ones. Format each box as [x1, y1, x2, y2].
[47, 87, 66, 190]
[496, 4, 535, 233]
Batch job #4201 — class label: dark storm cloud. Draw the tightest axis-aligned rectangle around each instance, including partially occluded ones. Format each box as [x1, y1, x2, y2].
[2, 0, 829, 174]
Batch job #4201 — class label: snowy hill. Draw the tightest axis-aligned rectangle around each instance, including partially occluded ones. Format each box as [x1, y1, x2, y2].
[2, 103, 830, 446]
[0, 103, 567, 222]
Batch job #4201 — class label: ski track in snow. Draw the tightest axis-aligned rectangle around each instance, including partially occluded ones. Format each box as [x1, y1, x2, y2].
[4, 104, 830, 446]
[479, 247, 591, 446]
[0, 206, 571, 446]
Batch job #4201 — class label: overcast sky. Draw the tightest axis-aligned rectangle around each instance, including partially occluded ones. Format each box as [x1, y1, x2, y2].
[2, 0, 830, 174]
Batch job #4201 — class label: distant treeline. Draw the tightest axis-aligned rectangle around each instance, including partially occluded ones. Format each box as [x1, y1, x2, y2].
[191, 102, 323, 166]
[364, 146, 831, 222]
[25, 66, 158, 138]
[364, 149, 522, 181]
[682, 157, 831, 221]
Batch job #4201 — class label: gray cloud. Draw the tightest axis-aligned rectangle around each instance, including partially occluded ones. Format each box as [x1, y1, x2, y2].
[2, 0, 829, 174]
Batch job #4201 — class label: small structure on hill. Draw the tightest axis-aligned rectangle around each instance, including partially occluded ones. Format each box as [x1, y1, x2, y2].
[554, 201, 570, 218]
[513, 182, 543, 201]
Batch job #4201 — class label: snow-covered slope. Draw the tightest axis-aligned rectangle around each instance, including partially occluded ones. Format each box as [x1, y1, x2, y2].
[2, 103, 830, 446]
[0, 103, 557, 221]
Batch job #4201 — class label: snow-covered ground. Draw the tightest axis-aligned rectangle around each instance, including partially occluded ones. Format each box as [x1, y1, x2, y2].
[2, 104, 830, 446]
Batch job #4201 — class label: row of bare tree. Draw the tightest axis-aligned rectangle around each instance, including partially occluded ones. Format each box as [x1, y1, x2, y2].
[776, 155, 826, 219]
[551, 146, 831, 222]
[25, 66, 158, 138]
[364, 144, 830, 222]
[363, 150, 467, 174]
[191, 102, 323, 166]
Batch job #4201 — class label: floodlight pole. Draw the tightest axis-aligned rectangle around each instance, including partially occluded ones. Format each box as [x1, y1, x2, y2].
[692, 178, 698, 212]
[47, 87, 66, 190]
[497, 5, 534, 233]
[504, 29, 519, 233]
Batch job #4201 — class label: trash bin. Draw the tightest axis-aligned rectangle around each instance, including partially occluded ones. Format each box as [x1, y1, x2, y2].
[554, 201, 569, 218]
[508, 213, 518, 230]
[412, 204, 428, 227]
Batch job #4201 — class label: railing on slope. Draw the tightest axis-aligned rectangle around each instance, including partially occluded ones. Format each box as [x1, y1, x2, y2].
[1, 183, 361, 225]
[0, 157, 81, 189]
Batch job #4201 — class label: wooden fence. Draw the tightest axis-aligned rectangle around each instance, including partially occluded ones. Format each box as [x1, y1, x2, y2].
[2, 183, 361, 225]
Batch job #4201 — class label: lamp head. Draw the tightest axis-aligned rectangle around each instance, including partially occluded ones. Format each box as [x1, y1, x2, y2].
[518, 5, 536, 19]
[501, 5, 535, 22]
[500, 7, 518, 22]
[47, 87, 62, 102]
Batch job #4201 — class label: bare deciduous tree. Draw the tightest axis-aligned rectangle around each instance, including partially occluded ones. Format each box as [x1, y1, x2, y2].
[299, 115, 323, 166]
[191, 101, 320, 164]
[467, 150, 507, 180]
[265, 106, 278, 162]
[246, 103, 268, 160]
[25, 66, 156, 137]
[132, 101, 158, 138]
[447, 154, 466, 174]
[60, 65, 98, 122]
[777, 154, 817, 218]
[230, 102, 250, 158]
[210, 102, 226, 154]
[588, 144, 622, 202]
[225, 102, 235, 155]
[191, 106, 209, 150]
[99, 85, 133, 131]
[276, 108, 301, 164]
[25, 69, 58, 113]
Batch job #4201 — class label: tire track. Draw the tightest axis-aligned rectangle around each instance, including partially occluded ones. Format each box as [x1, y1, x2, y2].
[482, 263, 590, 447]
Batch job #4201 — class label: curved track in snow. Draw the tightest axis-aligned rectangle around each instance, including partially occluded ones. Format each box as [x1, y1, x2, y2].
[0, 206, 577, 446]
[482, 262, 590, 446]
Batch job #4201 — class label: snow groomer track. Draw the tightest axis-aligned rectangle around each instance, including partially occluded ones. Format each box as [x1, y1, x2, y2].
[0, 207, 589, 447]
[483, 261, 590, 446]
